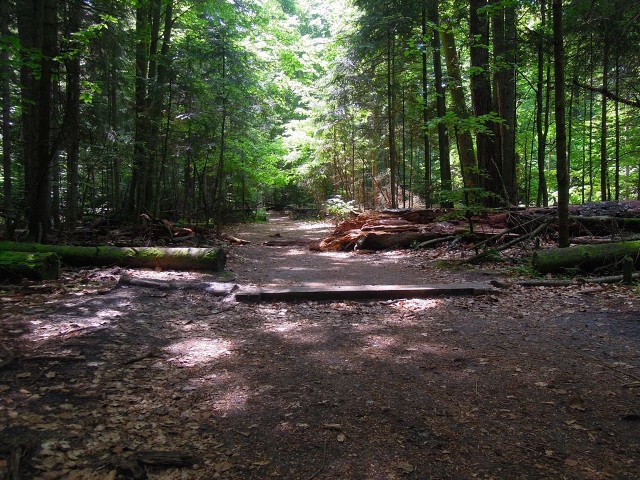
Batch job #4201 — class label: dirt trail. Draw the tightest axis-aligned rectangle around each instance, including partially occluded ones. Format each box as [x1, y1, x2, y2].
[227, 212, 492, 288]
[0, 215, 639, 479]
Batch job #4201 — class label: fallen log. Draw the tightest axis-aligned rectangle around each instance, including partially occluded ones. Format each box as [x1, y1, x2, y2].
[0, 242, 226, 271]
[0, 251, 60, 280]
[571, 216, 640, 234]
[532, 240, 640, 274]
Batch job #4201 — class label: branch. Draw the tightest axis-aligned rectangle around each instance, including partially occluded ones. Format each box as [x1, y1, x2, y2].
[573, 80, 640, 109]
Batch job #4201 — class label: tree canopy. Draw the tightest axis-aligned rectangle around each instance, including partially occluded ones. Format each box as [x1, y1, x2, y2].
[1, 0, 640, 240]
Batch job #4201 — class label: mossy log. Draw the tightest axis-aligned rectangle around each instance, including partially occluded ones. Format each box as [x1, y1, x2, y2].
[0, 242, 226, 271]
[532, 240, 640, 274]
[0, 251, 60, 280]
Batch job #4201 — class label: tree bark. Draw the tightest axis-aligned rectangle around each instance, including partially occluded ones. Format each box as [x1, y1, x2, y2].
[469, 0, 497, 201]
[0, 242, 227, 272]
[493, 2, 517, 205]
[18, 0, 58, 241]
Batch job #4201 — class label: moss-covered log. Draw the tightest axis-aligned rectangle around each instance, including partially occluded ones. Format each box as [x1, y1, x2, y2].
[532, 240, 640, 274]
[0, 242, 226, 271]
[0, 251, 60, 280]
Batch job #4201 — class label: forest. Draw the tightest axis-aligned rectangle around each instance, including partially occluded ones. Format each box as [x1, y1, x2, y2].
[1, 0, 639, 242]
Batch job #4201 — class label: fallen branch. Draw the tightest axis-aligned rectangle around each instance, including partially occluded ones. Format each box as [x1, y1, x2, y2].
[467, 218, 552, 263]
[415, 235, 457, 249]
[510, 272, 640, 288]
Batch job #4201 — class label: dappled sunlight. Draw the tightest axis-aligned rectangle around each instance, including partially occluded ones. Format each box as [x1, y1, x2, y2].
[391, 298, 441, 312]
[165, 337, 234, 367]
[25, 313, 116, 342]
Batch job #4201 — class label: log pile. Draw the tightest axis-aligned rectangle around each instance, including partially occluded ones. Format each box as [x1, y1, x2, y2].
[311, 201, 640, 253]
[311, 209, 509, 252]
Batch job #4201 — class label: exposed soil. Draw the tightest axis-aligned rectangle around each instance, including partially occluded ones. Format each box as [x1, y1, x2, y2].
[1, 213, 639, 479]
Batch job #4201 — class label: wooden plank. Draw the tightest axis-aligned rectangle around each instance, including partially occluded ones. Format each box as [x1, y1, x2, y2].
[235, 283, 498, 302]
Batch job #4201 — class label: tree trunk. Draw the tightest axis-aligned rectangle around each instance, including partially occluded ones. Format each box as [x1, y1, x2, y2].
[0, 251, 60, 281]
[430, 1, 452, 207]
[386, 27, 397, 208]
[1, 0, 14, 238]
[533, 240, 640, 274]
[469, 0, 496, 201]
[552, 0, 569, 248]
[440, 29, 477, 190]
[130, 0, 151, 215]
[535, 0, 548, 207]
[19, 0, 58, 241]
[492, 2, 517, 205]
[64, 0, 82, 230]
[421, 6, 431, 207]
[600, 32, 609, 201]
[0, 242, 227, 272]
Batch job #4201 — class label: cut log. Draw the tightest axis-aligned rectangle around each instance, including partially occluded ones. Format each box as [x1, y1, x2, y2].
[0, 242, 226, 271]
[357, 231, 442, 250]
[532, 240, 640, 274]
[0, 251, 60, 280]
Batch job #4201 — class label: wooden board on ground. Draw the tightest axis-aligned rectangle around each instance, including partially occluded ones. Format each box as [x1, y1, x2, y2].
[235, 283, 498, 302]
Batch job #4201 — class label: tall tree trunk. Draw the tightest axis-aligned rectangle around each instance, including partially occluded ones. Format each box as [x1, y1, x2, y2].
[552, 0, 569, 248]
[492, 1, 517, 205]
[1, 0, 14, 237]
[386, 27, 397, 208]
[430, 1, 452, 207]
[535, 0, 548, 207]
[614, 50, 620, 201]
[469, 0, 502, 205]
[421, 6, 431, 207]
[600, 32, 609, 201]
[65, 0, 81, 230]
[131, 0, 150, 215]
[440, 28, 476, 190]
[18, 0, 58, 241]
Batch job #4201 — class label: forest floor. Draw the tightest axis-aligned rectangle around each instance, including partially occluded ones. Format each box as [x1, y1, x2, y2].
[1, 213, 640, 479]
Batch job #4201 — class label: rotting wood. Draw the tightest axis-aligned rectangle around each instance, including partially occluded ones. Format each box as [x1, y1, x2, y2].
[235, 283, 498, 302]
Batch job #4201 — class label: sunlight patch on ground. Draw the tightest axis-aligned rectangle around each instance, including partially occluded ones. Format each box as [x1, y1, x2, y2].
[391, 298, 441, 312]
[165, 337, 233, 367]
[26, 316, 114, 342]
